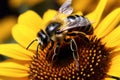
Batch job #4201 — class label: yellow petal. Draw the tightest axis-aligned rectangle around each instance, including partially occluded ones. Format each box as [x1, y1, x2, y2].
[104, 78, 116, 80]
[0, 44, 33, 60]
[0, 61, 29, 77]
[102, 25, 120, 47]
[86, 0, 108, 27]
[43, 9, 57, 24]
[6, 59, 30, 66]
[113, 47, 120, 52]
[0, 76, 28, 80]
[95, 8, 120, 38]
[18, 10, 43, 33]
[109, 39, 120, 48]
[107, 54, 120, 77]
[12, 24, 38, 50]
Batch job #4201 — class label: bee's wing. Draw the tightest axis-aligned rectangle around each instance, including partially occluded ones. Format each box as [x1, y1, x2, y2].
[62, 16, 91, 30]
[59, 21, 90, 32]
[58, 0, 73, 15]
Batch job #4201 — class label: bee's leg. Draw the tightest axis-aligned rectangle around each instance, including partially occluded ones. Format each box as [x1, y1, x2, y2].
[52, 43, 60, 61]
[70, 39, 79, 70]
[67, 31, 90, 43]
[48, 40, 54, 50]
[45, 40, 55, 58]
[36, 43, 40, 59]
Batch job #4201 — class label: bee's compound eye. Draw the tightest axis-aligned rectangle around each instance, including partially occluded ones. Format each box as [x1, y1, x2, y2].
[67, 15, 77, 26]
[67, 15, 76, 23]
[37, 30, 49, 49]
[46, 22, 61, 36]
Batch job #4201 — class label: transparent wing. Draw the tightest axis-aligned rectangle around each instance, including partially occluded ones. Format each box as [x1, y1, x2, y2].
[58, 0, 73, 15]
[58, 19, 91, 33]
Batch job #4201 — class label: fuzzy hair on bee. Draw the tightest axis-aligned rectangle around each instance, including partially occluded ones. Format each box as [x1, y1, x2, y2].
[26, 0, 93, 70]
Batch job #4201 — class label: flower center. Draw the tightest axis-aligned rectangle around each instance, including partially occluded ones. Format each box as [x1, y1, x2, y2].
[29, 35, 112, 80]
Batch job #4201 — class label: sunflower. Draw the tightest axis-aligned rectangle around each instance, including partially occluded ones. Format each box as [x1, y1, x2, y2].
[0, 0, 120, 80]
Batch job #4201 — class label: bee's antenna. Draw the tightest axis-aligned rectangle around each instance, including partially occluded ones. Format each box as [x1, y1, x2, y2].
[26, 39, 38, 50]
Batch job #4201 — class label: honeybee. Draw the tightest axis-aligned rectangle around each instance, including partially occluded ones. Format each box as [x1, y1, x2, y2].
[27, 0, 93, 69]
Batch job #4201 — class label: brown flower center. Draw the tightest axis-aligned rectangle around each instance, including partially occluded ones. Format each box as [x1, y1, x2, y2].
[29, 36, 113, 80]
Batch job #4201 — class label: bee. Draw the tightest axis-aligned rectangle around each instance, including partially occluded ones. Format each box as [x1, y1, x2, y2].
[27, 0, 93, 69]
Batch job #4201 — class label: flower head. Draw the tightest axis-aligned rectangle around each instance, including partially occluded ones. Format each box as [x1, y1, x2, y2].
[0, 0, 120, 80]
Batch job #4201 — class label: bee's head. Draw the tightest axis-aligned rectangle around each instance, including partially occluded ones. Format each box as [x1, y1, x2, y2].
[37, 30, 49, 49]
[45, 22, 62, 36]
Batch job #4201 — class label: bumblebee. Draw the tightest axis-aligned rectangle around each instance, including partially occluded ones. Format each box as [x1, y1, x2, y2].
[27, 0, 93, 69]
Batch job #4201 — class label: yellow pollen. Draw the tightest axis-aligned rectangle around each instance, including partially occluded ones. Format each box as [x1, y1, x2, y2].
[87, 74, 90, 77]
[72, 75, 75, 79]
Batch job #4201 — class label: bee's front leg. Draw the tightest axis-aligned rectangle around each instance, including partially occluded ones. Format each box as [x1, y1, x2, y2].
[52, 43, 60, 61]
[36, 43, 40, 59]
[70, 39, 79, 70]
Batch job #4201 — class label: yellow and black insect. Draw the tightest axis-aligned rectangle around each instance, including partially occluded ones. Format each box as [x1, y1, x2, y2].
[27, 0, 93, 69]
[27, 0, 120, 79]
